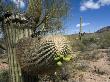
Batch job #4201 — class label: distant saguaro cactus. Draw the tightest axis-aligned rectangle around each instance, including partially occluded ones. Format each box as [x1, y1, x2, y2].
[79, 16, 86, 40]
[79, 16, 82, 40]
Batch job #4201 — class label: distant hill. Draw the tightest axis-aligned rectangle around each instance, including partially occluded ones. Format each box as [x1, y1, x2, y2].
[96, 26, 110, 33]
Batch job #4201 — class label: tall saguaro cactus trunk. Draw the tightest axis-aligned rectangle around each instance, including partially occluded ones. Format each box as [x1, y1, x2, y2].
[4, 22, 33, 82]
[79, 16, 82, 40]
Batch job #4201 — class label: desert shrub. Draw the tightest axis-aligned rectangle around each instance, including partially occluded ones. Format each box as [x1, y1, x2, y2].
[0, 70, 9, 82]
[68, 32, 110, 51]
[73, 60, 89, 72]
[81, 36, 99, 50]
[75, 49, 100, 61]
[97, 32, 110, 48]
[82, 37, 97, 45]
[107, 49, 110, 61]
[68, 35, 99, 52]
[93, 68, 106, 75]
[82, 50, 100, 61]
[72, 40, 86, 51]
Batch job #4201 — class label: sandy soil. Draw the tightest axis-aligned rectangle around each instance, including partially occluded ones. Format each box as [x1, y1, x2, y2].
[0, 49, 110, 82]
[71, 49, 110, 82]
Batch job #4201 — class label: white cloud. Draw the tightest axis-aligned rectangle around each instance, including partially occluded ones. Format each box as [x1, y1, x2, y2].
[76, 22, 90, 27]
[11, 0, 25, 9]
[20, 1, 25, 8]
[80, 6, 87, 11]
[80, 0, 110, 11]
[99, 0, 110, 6]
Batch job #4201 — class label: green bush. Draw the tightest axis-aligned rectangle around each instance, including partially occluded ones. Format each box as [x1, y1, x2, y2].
[82, 37, 97, 46]
[98, 32, 110, 48]
[0, 70, 9, 82]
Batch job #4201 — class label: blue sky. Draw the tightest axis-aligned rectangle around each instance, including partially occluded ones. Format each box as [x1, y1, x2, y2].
[63, 0, 110, 34]
[2, 0, 110, 34]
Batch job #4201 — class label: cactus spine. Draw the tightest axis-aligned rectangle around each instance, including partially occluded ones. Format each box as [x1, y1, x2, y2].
[16, 35, 72, 75]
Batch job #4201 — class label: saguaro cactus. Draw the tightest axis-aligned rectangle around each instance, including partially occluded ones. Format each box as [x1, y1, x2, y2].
[79, 16, 83, 40]
[3, 13, 33, 82]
